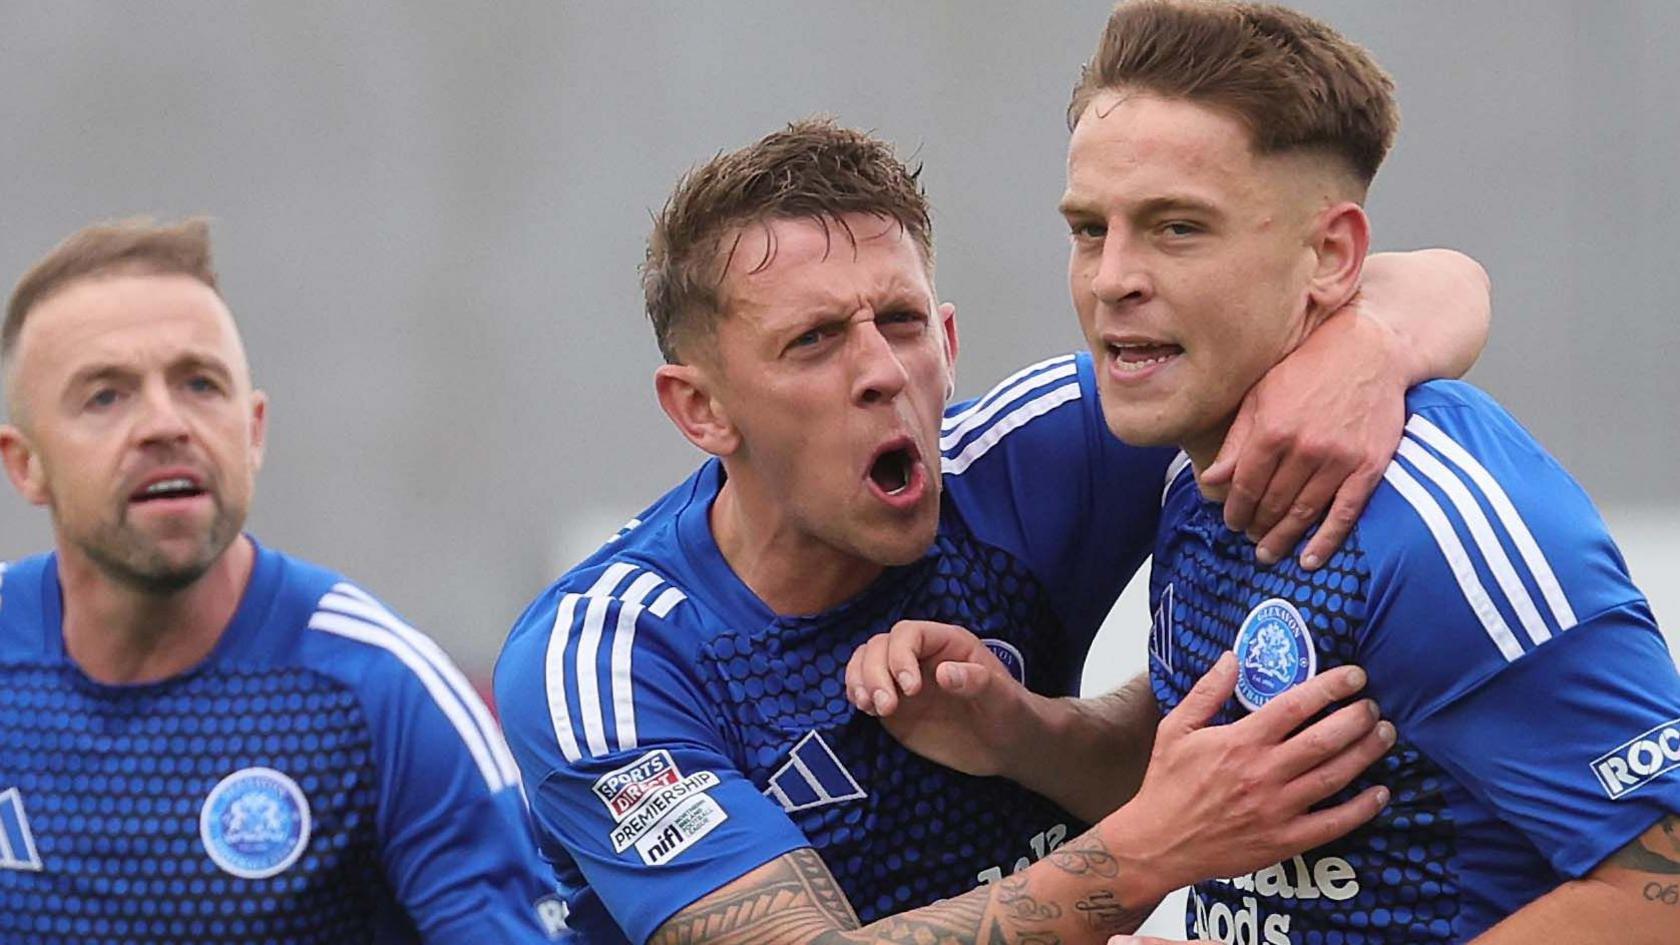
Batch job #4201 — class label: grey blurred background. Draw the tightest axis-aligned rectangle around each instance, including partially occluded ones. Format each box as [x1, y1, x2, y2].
[2, 2, 1675, 676]
[3, 3, 1675, 935]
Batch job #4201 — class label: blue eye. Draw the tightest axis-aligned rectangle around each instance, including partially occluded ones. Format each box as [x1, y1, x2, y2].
[1161, 221, 1200, 237]
[87, 389, 119, 409]
[1070, 222, 1106, 240]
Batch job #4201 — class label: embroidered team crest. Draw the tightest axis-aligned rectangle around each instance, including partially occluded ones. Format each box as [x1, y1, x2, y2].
[199, 767, 311, 879]
[1233, 598, 1317, 711]
[982, 639, 1026, 685]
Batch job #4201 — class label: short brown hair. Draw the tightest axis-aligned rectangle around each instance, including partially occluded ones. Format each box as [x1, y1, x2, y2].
[642, 118, 933, 363]
[3, 217, 219, 365]
[1068, 0, 1398, 185]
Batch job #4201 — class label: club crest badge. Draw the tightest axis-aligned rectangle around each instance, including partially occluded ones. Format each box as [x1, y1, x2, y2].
[981, 639, 1026, 685]
[1233, 598, 1317, 711]
[200, 767, 311, 879]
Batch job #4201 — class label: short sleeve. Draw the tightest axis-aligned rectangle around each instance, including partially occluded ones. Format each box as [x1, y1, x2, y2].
[496, 586, 810, 945]
[1356, 386, 1680, 877]
[317, 589, 559, 943]
[940, 352, 1179, 635]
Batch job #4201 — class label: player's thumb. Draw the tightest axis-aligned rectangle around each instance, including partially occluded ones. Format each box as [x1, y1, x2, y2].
[934, 660, 993, 699]
[1163, 651, 1236, 735]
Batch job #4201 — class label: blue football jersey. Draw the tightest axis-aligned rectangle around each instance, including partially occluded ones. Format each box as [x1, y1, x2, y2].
[1148, 380, 1680, 943]
[495, 353, 1179, 945]
[0, 540, 562, 944]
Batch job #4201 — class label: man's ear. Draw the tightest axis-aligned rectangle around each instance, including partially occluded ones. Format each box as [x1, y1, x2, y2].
[248, 390, 269, 474]
[1307, 202, 1371, 318]
[654, 363, 740, 458]
[937, 301, 959, 399]
[0, 424, 49, 506]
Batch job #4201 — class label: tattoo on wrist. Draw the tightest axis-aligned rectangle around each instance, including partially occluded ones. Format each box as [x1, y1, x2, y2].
[1044, 836, 1121, 879]
[996, 874, 1064, 922]
[1073, 891, 1148, 934]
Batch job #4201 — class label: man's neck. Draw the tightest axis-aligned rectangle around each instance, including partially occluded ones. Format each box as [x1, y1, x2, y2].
[58, 535, 255, 685]
[710, 479, 883, 617]
[1184, 421, 1234, 503]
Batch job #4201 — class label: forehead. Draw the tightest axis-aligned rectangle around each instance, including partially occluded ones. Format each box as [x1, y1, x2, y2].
[719, 214, 934, 321]
[15, 272, 245, 377]
[1063, 90, 1269, 208]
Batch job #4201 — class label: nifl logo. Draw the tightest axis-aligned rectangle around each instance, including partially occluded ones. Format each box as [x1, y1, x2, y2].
[982, 639, 1026, 685]
[200, 767, 311, 879]
[1234, 598, 1317, 712]
[1593, 717, 1680, 799]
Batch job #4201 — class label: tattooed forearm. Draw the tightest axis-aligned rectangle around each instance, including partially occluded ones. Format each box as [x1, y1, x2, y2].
[995, 874, 1064, 922]
[653, 832, 1147, 945]
[1608, 815, 1680, 877]
[1043, 836, 1121, 879]
[1072, 891, 1149, 934]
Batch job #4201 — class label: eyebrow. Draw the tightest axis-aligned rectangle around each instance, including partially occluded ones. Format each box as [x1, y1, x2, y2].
[63, 353, 234, 392]
[1058, 192, 1223, 220]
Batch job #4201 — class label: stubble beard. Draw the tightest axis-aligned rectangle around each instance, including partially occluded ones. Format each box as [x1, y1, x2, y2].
[73, 496, 244, 594]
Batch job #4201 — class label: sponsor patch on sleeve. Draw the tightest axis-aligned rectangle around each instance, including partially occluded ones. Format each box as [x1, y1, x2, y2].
[1593, 716, 1680, 799]
[593, 749, 725, 863]
[631, 793, 728, 866]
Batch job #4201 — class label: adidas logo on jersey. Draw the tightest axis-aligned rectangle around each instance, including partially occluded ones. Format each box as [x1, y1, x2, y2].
[764, 731, 866, 813]
[1594, 716, 1680, 799]
[0, 788, 43, 872]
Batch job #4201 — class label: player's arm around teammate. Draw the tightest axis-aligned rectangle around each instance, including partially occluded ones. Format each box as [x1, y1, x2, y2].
[847, 244, 1493, 822]
[650, 656, 1392, 945]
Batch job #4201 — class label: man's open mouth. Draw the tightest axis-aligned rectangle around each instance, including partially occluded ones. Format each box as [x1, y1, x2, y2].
[1109, 341, 1183, 372]
[129, 476, 207, 504]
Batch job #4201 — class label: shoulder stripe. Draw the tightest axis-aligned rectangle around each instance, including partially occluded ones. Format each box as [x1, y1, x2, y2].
[1405, 415, 1577, 630]
[939, 361, 1079, 452]
[574, 595, 614, 757]
[318, 585, 522, 789]
[307, 608, 508, 791]
[546, 565, 684, 762]
[545, 594, 586, 763]
[1163, 451, 1193, 506]
[649, 586, 687, 618]
[941, 354, 1076, 433]
[942, 383, 1083, 476]
[1382, 461, 1525, 661]
[1396, 438, 1552, 647]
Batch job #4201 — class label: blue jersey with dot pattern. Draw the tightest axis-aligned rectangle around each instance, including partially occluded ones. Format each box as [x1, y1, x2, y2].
[1148, 381, 1680, 943]
[0, 540, 561, 944]
[495, 353, 1179, 945]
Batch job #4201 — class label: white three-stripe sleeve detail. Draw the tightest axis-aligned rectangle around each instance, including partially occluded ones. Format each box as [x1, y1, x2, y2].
[942, 383, 1082, 476]
[1395, 440, 1553, 647]
[321, 586, 522, 788]
[574, 596, 613, 757]
[1404, 415, 1578, 630]
[941, 354, 1076, 432]
[308, 610, 505, 791]
[1382, 462, 1525, 661]
[938, 363, 1078, 451]
[588, 561, 638, 597]
[649, 586, 687, 618]
[545, 594, 585, 763]
[609, 573, 666, 754]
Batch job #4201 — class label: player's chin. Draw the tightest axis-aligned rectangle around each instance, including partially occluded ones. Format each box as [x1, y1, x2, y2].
[1100, 403, 1186, 448]
[857, 514, 939, 567]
